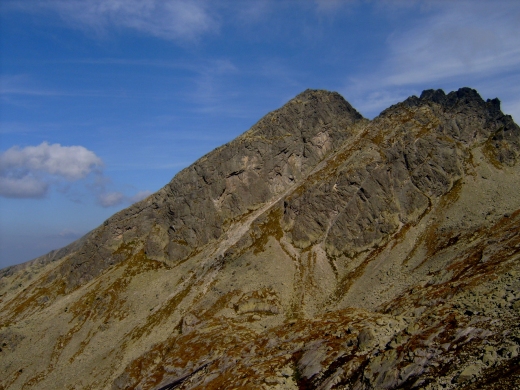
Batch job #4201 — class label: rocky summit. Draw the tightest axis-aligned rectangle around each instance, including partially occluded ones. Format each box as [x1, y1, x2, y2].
[1, 88, 520, 390]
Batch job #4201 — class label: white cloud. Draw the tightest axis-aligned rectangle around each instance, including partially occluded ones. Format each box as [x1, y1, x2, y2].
[0, 142, 103, 198]
[1, 142, 103, 180]
[0, 142, 153, 206]
[16, 0, 217, 42]
[0, 175, 48, 198]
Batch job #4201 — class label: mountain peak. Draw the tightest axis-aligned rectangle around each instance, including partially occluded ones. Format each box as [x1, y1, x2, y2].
[397, 87, 502, 115]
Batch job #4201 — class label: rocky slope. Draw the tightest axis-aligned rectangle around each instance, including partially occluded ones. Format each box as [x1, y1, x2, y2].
[1, 88, 520, 389]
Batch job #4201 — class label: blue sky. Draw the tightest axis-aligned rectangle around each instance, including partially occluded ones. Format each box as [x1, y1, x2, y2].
[1, 0, 520, 268]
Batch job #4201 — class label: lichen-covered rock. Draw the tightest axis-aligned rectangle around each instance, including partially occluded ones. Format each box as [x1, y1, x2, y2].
[456, 363, 481, 383]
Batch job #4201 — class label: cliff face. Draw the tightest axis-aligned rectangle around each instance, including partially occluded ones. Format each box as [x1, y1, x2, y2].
[1, 88, 520, 390]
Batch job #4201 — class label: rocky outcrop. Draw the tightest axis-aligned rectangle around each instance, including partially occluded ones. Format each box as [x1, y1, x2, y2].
[283, 87, 519, 257]
[1, 87, 520, 390]
[55, 90, 364, 290]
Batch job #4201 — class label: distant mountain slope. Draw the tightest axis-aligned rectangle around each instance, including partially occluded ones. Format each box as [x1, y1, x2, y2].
[1, 88, 519, 390]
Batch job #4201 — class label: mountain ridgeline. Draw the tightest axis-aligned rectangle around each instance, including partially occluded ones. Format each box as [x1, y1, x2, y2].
[1, 88, 520, 390]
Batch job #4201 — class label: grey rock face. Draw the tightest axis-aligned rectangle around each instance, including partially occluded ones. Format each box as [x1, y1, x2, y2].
[56, 90, 364, 290]
[282, 88, 520, 258]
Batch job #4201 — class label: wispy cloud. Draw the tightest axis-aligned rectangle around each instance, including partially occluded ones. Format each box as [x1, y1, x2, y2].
[0, 74, 172, 100]
[8, 0, 217, 42]
[314, 0, 356, 14]
[56, 228, 84, 240]
[382, 2, 520, 87]
[187, 58, 242, 113]
[130, 190, 152, 203]
[341, 1, 520, 118]
[234, 0, 274, 24]
[97, 189, 152, 207]
[97, 191, 125, 207]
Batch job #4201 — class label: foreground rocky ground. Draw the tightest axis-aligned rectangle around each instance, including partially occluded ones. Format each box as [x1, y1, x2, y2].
[1, 88, 519, 389]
